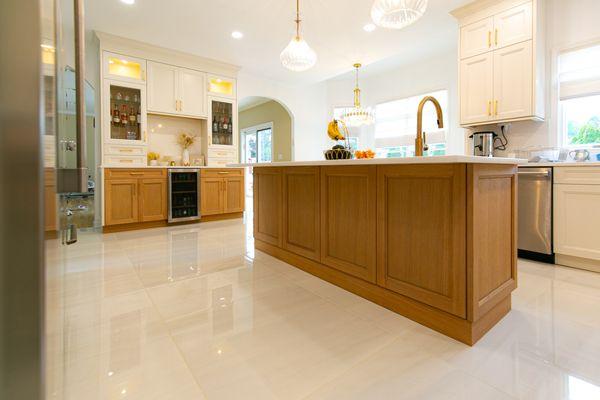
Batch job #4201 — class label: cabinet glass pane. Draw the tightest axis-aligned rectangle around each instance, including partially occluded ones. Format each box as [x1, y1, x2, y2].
[108, 57, 143, 80]
[208, 78, 234, 96]
[109, 85, 142, 141]
[211, 100, 233, 145]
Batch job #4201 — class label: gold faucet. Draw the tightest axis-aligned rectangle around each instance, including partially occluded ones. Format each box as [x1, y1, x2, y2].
[415, 96, 444, 156]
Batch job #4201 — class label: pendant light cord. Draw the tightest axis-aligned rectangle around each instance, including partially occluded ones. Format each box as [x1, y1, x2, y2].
[295, 0, 301, 39]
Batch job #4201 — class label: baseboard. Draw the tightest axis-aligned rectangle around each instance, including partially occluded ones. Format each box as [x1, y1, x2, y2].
[556, 254, 600, 273]
[102, 212, 244, 233]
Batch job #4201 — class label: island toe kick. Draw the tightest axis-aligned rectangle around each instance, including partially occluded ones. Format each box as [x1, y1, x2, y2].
[252, 162, 517, 345]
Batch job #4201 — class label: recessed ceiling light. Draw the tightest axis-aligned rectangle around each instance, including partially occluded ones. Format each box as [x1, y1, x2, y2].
[120, 0, 135, 4]
[231, 31, 244, 39]
[363, 23, 376, 32]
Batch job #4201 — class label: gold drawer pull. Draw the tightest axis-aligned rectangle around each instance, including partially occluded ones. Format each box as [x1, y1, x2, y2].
[488, 31, 492, 48]
[119, 149, 134, 153]
[129, 172, 143, 175]
[119, 159, 133, 163]
[218, 171, 230, 174]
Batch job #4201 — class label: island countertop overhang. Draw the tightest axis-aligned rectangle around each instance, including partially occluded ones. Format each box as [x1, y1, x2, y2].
[228, 155, 525, 168]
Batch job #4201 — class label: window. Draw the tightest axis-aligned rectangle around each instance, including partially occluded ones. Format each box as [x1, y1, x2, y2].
[374, 90, 448, 157]
[241, 123, 273, 164]
[559, 43, 600, 147]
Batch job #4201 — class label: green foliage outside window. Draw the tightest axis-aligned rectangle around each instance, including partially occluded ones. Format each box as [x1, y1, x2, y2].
[569, 116, 600, 145]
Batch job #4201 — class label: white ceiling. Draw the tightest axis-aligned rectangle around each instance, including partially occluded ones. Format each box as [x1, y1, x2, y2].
[85, 0, 470, 85]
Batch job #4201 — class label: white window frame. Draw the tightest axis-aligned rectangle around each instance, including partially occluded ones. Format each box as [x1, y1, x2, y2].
[557, 38, 600, 149]
[373, 89, 449, 153]
[240, 122, 274, 163]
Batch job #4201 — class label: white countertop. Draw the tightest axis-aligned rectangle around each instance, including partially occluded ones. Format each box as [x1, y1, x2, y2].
[100, 165, 242, 169]
[228, 155, 525, 168]
[519, 161, 600, 167]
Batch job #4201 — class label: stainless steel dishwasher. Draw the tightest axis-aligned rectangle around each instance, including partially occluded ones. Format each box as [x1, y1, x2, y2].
[517, 166, 554, 263]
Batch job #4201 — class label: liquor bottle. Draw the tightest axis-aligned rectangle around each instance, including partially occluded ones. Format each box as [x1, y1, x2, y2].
[112, 104, 120, 124]
[212, 115, 218, 133]
[223, 116, 228, 131]
[120, 105, 128, 125]
[129, 107, 136, 124]
[228, 117, 232, 134]
[136, 108, 141, 124]
[218, 116, 223, 133]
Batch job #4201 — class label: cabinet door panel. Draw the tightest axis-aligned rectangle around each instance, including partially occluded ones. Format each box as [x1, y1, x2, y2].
[494, 2, 533, 49]
[147, 61, 178, 114]
[201, 178, 223, 216]
[283, 167, 320, 261]
[224, 176, 245, 213]
[254, 168, 282, 246]
[555, 184, 600, 260]
[139, 178, 167, 222]
[377, 164, 466, 318]
[179, 69, 206, 118]
[493, 41, 533, 120]
[460, 53, 494, 125]
[460, 17, 494, 59]
[105, 179, 138, 225]
[321, 166, 377, 283]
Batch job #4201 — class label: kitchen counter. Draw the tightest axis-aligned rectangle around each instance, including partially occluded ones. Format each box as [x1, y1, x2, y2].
[519, 161, 600, 167]
[100, 165, 241, 169]
[229, 155, 524, 168]
[252, 160, 518, 345]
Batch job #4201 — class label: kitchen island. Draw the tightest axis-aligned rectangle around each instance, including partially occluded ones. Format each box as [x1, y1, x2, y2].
[232, 156, 520, 345]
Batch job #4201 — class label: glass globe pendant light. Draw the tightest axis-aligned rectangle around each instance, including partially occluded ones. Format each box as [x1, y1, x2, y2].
[371, 0, 428, 29]
[280, 0, 317, 72]
[341, 64, 374, 127]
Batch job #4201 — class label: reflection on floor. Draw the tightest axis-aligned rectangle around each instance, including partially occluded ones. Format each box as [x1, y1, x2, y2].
[45, 211, 600, 399]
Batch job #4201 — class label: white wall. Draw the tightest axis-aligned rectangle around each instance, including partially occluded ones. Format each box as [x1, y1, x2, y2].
[237, 72, 329, 161]
[325, 50, 466, 155]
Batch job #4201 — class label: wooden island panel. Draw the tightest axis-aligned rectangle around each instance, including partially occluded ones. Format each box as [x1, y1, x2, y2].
[467, 164, 517, 321]
[320, 166, 377, 283]
[253, 167, 282, 246]
[282, 167, 320, 261]
[253, 163, 517, 345]
[377, 164, 467, 318]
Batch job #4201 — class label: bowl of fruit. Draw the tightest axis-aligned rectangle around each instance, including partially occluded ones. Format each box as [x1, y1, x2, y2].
[324, 144, 353, 160]
[354, 149, 375, 159]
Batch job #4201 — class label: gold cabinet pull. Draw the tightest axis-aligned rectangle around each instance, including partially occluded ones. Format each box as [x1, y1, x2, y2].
[488, 31, 492, 48]
[495, 29, 498, 45]
[494, 100, 499, 116]
[487, 100, 492, 116]
[175, 100, 178, 111]
[218, 171, 229, 174]
[119, 148, 133, 153]
[129, 172, 143, 176]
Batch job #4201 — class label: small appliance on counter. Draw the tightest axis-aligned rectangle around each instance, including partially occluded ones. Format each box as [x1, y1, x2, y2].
[517, 166, 554, 263]
[469, 126, 509, 157]
[168, 169, 201, 223]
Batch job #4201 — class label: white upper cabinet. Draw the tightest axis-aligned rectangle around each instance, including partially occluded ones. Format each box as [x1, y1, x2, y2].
[179, 69, 207, 117]
[460, 53, 494, 125]
[147, 61, 207, 118]
[493, 41, 533, 120]
[147, 62, 178, 115]
[494, 2, 533, 49]
[453, 0, 543, 126]
[460, 17, 494, 59]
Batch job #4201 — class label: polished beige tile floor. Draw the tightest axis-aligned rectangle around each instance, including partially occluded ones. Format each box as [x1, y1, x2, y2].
[45, 212, 600, 399]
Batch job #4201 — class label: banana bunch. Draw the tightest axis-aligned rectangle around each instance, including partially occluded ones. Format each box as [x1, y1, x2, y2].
[327, 119, 348, 141]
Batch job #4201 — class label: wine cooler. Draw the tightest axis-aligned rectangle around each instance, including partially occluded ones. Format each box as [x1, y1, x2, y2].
[168, 169, 201, 223]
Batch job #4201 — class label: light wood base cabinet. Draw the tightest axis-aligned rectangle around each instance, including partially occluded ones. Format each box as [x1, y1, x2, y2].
[44, 168, 57, 233]
[253, 164, 517, 345]
[200, 169, 245, 216]
[104, 169, 167, 226]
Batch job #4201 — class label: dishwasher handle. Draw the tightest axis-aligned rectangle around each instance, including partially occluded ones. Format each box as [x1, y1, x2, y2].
[518, 170, 551, 177]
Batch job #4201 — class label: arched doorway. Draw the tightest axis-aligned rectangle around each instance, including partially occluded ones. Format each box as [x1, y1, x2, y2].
[238, 96, 294, 196]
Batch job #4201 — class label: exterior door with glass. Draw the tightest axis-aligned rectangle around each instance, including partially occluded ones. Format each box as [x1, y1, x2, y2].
[241, 124, 273, 196]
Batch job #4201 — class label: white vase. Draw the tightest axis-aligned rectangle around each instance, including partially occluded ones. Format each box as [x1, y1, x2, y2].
[182, 148, 190, 166]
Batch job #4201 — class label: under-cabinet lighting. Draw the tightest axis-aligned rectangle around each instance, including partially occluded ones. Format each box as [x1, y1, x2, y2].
[363, 23, 376, 32]
[231, 31, 244, 39]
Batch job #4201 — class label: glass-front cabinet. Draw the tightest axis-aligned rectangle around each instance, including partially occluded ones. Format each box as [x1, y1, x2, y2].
[209, 97, 236, 148]
[103, 52, 146, 83]
[104, 79, 147, 145]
